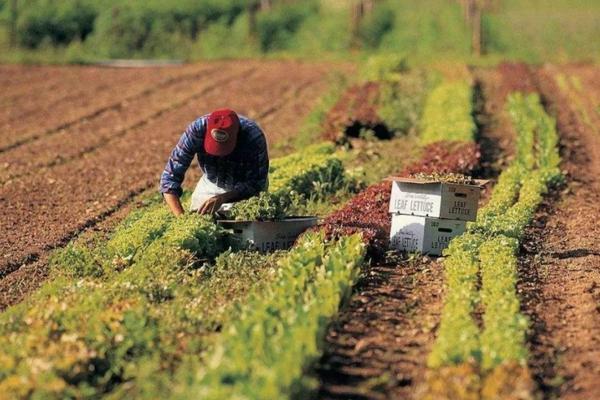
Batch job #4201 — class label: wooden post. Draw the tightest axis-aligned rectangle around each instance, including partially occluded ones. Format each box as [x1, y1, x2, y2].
[9, 0, 18, 48]
[248, 1, 259, 39]
[350, 0, 377, 49]
[471, 1, 482, 56]
[350, 0, 363, 49]
[260, 0, 272, 11]
[460, 0, 470, 23]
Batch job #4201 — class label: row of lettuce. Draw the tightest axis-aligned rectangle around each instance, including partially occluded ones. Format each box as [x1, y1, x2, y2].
[0, 142, 367, 398]
[423, 92, 562, 399]
[0, 61, 474, 398]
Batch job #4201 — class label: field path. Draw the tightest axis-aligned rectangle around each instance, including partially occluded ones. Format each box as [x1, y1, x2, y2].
[516, 65, 600, 400]
[0, 60, 352, 309]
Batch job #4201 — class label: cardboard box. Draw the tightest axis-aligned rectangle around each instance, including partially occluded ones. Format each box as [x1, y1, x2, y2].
[217, 217, 318, 252]
[389, 215, 466, 256]
[388, 177, 487, 221]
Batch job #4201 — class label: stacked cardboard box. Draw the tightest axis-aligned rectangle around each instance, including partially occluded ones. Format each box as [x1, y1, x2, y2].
[387, 177, 486, 256]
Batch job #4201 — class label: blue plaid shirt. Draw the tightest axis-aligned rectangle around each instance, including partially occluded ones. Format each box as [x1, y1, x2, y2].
[160, 115, 269, 199]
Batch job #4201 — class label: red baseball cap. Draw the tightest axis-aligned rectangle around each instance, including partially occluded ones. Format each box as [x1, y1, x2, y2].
[204, 109, 240, 156]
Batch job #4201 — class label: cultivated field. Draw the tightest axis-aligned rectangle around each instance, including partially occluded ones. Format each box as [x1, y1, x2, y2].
[0, 60, 352, 307]
[0, 60, 599, 399]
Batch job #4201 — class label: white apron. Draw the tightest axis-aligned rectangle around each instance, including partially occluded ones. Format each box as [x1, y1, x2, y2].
[189, 175, 233, 215]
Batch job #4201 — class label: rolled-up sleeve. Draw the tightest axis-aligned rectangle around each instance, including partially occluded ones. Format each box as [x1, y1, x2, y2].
[233, 127, 269, 200]
[159, 120, 204, 197]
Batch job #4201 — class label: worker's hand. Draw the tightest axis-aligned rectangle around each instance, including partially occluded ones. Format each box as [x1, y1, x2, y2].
[198, 194, 225, 215]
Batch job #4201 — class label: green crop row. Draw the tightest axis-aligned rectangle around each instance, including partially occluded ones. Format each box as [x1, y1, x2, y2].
[0, 138, 364, 398]
[479, 236, 527, 371]
[427, 233, 483, 368]
[420, 80, 476, 144]
[0, 214, 238, 398]
[471, 92, 562, 239]
[229, 142, 358, 220]
[176, 231, 366, 399]
[55, 141, 347, 280]
[0, 230, 364, 399]
[423, 92, 562, 398]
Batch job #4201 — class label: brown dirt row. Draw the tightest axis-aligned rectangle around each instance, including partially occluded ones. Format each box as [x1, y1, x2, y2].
[0, 61, 348, 304]
[0, 64, 253, 184]
[317, 256, 444, 400]
[0, 65, 189, 115]
[0, 65, 80, 97]
[471, 63, 538, 200]
[315, 64, 533, 400]
[0, 186, 155, 311]
[0, 63, 227, 152]
[0, 64, 209, 127]
[515, 66, 600, 400]
[1, 67, 160, 118]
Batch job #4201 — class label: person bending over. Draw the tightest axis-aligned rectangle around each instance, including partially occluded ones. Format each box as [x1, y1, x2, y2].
[159, 108, 269, 216]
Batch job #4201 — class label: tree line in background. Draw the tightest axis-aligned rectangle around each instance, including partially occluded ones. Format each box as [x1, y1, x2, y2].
[0, 0, 598, 62]
[0, 0, 381, 55]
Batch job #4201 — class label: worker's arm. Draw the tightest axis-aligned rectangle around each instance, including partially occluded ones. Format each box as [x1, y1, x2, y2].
[159, 118, 205, 214]
[164, 192, 185, 216]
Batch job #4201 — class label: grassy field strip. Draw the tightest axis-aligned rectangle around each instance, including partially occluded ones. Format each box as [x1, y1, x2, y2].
[422, 92, 562, 399]
[0, 142, 358, 398]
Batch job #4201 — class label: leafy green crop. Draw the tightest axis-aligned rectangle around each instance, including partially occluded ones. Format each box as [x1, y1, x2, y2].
[229, 142, 356, 220]
[0, 215, 282, 398]
[420, 81, 476, 144]
[425, 92, 562, 397]
[479, 236, 528, 371]
[427, 233, 483, 368]
[377, 69, 433, 136]
[178, 231, 366, 399]
[470, 92, 562, 239]
[0, 139, 368, 398]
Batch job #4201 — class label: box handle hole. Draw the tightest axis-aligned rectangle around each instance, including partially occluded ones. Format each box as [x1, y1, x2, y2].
[454, 193, 467, 198]
[234, 229, 244, 234]
[438, 228, 452, 233]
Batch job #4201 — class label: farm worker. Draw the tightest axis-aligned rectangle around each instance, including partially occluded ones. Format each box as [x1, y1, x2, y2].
[159, 108, 269, 216]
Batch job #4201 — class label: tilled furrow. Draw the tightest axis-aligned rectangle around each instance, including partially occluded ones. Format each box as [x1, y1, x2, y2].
[0, 67, 174, 119]
[316, 259, 444, 400]
[0, 63, 222, 152]
[0, 66, 255, 184]
[0, 66, 74, 99]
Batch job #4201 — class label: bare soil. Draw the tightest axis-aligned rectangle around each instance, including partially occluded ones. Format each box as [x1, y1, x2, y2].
[515, 65, 600, 400]
[317, 256, 444, 400]
[0, 60, 352, 309]
[0, 65, 204, 151]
